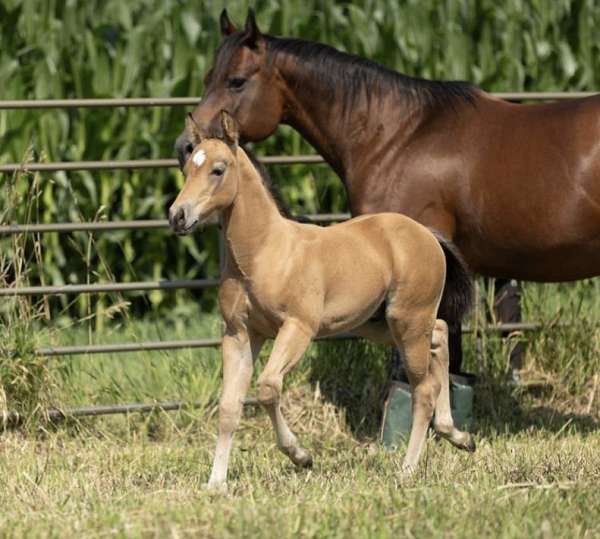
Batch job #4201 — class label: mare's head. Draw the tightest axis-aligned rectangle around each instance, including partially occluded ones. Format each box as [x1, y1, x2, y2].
[175, 9, 284, 168]
[169, 112, 240, 235]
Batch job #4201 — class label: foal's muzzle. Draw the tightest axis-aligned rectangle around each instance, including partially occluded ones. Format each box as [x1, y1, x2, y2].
[168, 203, 199, 235]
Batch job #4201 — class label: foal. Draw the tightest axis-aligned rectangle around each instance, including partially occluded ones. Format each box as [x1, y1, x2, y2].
[169, 112, 474, 491]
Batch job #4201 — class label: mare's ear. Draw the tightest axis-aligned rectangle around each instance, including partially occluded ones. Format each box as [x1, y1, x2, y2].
[220, 9, 237, 37]
[242, 7, 261, 49]
[220, 111, 239, 150]
[185, 113, 203, 144]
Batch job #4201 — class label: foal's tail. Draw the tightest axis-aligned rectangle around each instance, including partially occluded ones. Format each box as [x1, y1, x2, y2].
[431, 230, 474, 324]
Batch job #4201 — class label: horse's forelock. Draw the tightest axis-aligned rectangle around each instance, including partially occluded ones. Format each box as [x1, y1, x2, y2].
[210, 32, 252, 83]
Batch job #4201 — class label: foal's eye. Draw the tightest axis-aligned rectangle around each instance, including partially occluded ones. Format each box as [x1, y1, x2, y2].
[212, 167, 225, 176]
[227, 77, 247, 91]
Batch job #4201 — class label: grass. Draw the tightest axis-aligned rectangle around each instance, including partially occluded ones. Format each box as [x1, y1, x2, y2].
[0, 295, 599, 538]
[0, 386, 598, 537]
[2, 166, 599, 537]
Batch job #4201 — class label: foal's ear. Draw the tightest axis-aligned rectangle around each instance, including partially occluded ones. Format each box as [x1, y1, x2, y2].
[185, 113, 203, 144]
[242, 7, 261, 48]
[220, 111, 239, 149]
[219, 9, 237, 36]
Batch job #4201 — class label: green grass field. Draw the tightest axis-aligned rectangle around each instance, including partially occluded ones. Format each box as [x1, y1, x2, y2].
[1, 279, 599, 538]
[1, 418, 599, 538]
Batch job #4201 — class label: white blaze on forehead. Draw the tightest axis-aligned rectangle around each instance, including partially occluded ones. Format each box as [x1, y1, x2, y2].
[192, 149, 206, 167]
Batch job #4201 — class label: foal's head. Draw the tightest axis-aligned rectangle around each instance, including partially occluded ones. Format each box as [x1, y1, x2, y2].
[175, 9, 284, 168]
[169, 112, 240, 235]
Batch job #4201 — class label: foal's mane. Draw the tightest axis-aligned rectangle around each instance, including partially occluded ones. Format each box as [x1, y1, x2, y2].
[243, 147, 291, 218]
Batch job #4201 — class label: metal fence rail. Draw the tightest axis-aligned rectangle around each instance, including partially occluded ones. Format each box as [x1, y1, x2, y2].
[0, 213, 351, 235]
[1, 92, 596, 174]
[0, 278, 220, 297]
[1, 320, 548, 429]
[3, 397, 265, 428]
[0, 219, 169, 234]
[493, 91, 596, 100]
[0, 92, 594, 425]
[0, 155, 326, 173]
[0, 97, 202, 109]
[33, 323, 543, 358]
[39, 338, 223, 357]
[0, 92, 596, 110]
[37, 333, 358, 357]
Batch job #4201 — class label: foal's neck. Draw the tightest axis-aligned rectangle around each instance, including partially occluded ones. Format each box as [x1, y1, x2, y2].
[222, 149, 287, 276]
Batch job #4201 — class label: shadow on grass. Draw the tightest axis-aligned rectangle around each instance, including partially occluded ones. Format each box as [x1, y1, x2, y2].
[306, 339, 392, 440]
[306, 339, 599, 443]
[473, 377, 599, 437]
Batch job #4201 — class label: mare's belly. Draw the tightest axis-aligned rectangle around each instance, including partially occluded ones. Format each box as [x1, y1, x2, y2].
[458, 234, 600, 281]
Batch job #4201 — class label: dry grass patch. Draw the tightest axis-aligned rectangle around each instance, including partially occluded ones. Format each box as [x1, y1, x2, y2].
[1, 381, 599, 538]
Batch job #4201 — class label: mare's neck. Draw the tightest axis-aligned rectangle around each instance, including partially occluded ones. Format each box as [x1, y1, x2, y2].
[222, 149, 287, 276]
[275, 52, 422, 189]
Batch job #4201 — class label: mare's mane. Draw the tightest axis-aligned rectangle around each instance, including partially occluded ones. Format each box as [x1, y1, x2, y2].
[211, 32, 477, 114]
[265, 36, 477, 113]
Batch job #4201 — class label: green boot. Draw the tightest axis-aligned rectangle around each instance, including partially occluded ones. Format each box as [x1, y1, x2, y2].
[381, 381, 412, 449]
[449, 373, 476, 431]
[381, 374, 476, 448]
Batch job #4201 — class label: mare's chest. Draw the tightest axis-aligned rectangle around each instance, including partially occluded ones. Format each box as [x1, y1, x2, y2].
[345, 154, 466, 236]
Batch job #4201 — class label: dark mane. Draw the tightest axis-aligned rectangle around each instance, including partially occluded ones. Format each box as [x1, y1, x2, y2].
[212, 32, 476, 116]
[244, 147, 291, 218]
[264, 36, 477, 114]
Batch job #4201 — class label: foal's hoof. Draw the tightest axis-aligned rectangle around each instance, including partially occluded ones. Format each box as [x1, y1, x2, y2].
[400, 463, 416, 478]
[449, 433, 476, 453]
[464, 435, 476, 453]
[441, 430, 477, 453]
[290, 448, 313, 468]
[204, 481, 228, 495]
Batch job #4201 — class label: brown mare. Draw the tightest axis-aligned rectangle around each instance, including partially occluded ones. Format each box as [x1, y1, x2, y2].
[175, 10, 600, 371]
[169, 112, 474, 491]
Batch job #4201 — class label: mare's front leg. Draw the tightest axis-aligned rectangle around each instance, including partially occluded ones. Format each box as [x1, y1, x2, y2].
[257, 318, 314, 468]
[207, 329, 264, 491]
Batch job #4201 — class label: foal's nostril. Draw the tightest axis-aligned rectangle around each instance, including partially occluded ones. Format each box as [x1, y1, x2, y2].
[168, 206, 186, 231]
[178, 207, 187, 227]
[175, 207, 186, 229]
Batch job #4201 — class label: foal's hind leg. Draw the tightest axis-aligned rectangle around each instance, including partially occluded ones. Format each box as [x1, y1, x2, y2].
[430, 320, 475, 452]
[257, 319, 314, 468]
[386, 308, 440, 472]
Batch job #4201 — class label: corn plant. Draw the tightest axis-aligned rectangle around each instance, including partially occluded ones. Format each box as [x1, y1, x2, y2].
[2, 0, 600, 318]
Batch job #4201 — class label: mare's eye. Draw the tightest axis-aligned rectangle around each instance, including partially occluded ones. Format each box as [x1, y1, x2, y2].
[212, 166, 225, 176]
[227, 77, 247, 91]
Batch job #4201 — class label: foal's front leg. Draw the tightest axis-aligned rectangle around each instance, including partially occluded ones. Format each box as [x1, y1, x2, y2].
[257, 319, 314, 468]
[207, 330, 264, 491]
